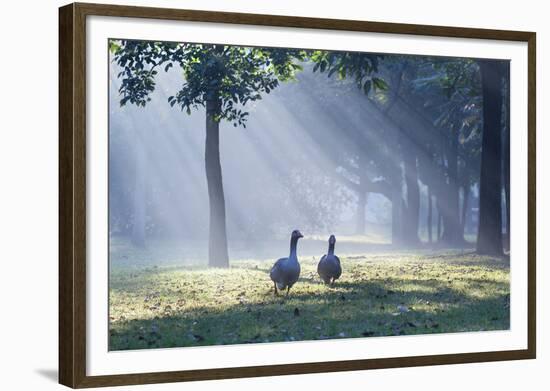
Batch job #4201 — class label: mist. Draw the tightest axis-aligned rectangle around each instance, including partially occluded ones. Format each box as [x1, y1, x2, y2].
[108, 48, 508, 265]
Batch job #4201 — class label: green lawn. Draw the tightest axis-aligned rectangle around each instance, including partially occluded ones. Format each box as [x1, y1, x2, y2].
[109, 249, 510, 350]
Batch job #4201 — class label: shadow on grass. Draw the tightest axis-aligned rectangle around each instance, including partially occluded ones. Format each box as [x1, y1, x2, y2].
[109, 277, 510, 351]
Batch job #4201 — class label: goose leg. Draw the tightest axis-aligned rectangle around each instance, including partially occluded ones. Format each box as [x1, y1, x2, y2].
[286, 286, 290, 297]
[273, 281, 279, 296]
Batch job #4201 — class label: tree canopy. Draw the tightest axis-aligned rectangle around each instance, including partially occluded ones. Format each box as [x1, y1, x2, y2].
[110, 40, 306, 126]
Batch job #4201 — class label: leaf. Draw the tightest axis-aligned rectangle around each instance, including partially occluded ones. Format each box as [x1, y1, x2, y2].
[397, 305, 409, 313]
[372, 77, 389, 91]
[363, 80, 372, 95]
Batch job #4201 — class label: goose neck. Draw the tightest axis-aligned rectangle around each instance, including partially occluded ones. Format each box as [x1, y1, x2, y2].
[289, 237, 299, 257]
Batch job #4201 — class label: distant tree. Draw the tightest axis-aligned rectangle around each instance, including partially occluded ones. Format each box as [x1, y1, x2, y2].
[111, 40, 305, 266]
[351, 57, 425, 246]
[316, 53, 487, 249]
[406, 57, 482, 246]
[309, 51, 392, 235]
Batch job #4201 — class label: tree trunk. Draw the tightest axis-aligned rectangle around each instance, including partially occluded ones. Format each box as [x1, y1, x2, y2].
[460, 186, 470, 238]
[427, 187, 433, 244]
[437, 199, 443, 242]
[440, 135, 462, 246]
[403, 149, 420, 245]
[391, 185, 402, 246]
[131, 144, 146, 247]
[387, 156, 403, 246]
[205, 97, 229, 267]
[477, 59, 504, 256]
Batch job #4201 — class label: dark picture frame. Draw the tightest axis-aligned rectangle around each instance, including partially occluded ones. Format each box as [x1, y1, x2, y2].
[59, 2, 536, 388]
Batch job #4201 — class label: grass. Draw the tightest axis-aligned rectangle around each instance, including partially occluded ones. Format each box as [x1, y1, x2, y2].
[109, 249, 510, 351]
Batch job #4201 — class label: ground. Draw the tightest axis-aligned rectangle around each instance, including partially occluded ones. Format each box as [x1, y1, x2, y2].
[109, 241, 510, 351]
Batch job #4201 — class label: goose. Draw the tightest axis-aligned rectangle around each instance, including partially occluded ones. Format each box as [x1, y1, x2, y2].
[317, 235, 342, 285]
[270, 230, 303, 296]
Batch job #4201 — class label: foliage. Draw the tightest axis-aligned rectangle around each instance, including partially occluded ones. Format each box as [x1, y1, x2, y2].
[410, 57, 483, 177]
[110, 39, 307, 126]
[416, 60, 481, 134]
[310, 50, 388, 95]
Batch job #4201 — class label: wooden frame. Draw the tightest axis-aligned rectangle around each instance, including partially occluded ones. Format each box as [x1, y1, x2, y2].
[59, 2, 536, 388]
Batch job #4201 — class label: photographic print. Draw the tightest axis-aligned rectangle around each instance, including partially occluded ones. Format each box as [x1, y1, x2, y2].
[107, 39, 511, 351]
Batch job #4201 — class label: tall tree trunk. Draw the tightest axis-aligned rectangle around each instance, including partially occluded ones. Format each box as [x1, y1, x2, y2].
[391, 184, 402, 246]
[427, 187, 433, 244]
[403, 149, 420, 245]
[440, 136, 462, 245]
[477, 60, 504, 255]
[460, 186, 470, 238]
[131, 144, 146, 247]
[388, 157, 403, 246]
[437, 199, 443, 242]
[205, 97, 229, 267]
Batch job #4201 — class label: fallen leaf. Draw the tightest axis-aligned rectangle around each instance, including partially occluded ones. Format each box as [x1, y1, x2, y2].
[397, 305, 409, 313]
[193, 334, 205, 342]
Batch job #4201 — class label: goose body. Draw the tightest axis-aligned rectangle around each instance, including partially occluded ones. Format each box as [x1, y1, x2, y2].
[317, 235, 342, 284]
[270, 230, 303, 295]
